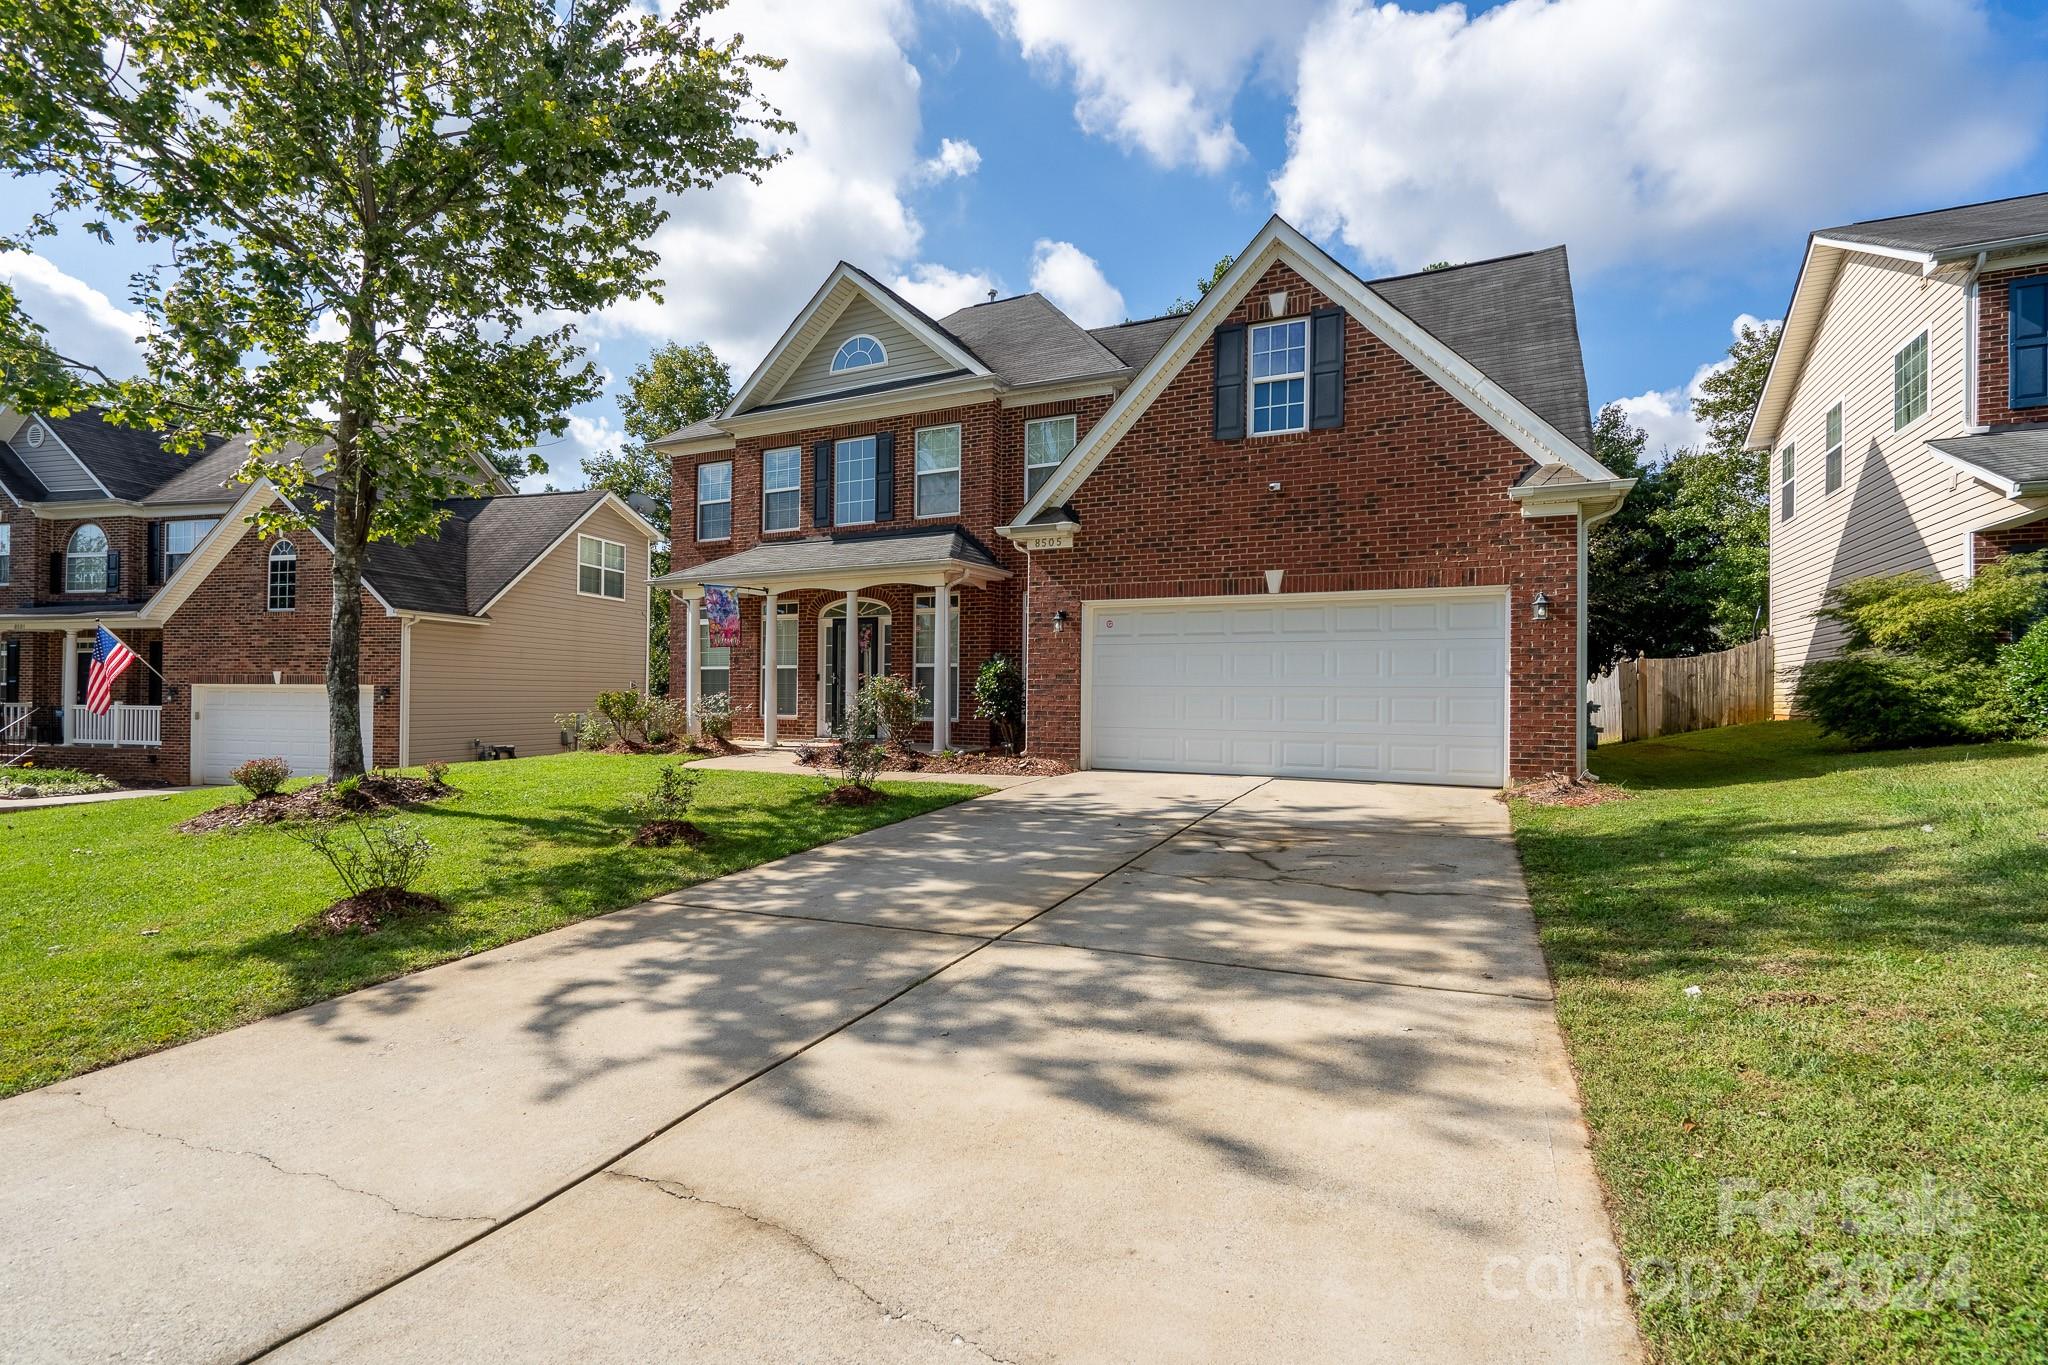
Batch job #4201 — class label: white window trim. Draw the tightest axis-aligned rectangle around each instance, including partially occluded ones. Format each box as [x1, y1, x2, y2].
[698, 617, 733, 698]
[162, 517, 219, 578]
[1823, 398, 1846, 495]
[1779, 444, 1796, 523]
[267, 539, 298, 612]
[576, 533, 628, 601]
[834, 435, 879, 527]
[1248, 317, 1311, 437]
[64, 522, 109, 594]
[1892, 329, 1931, 433]
[696, 460, 733, 543]
[914, 423, 963, 519]
[1024, 415, 1077, 499]
[761, 447, 802, 534]
[830, 333, 888, 374]
[913, 590, 961, 723]
[0, 522, 10, 586]
[775, 601, 800, 717]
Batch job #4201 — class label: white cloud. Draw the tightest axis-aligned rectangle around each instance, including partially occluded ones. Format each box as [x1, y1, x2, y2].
[1029, 239, 1125, 327]
[1608, 314, 1774, 458]
[892, 262, 1001, 317]
[597, 0, 991, 372]
[915, 137, 982, 184]
[1273, 0, 2045, 272]
[953, 0, 1316, 172]
[520, 410, 623, 492]
[0, 251, 147, 378]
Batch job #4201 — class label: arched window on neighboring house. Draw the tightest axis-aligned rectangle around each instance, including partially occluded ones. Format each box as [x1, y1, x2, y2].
[65, 523, 109, 593]
[830, 334, 886, 373]
[268, 540, 298, 611]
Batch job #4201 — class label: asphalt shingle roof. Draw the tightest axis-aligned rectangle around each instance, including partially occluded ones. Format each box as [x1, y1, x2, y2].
[40, 409, 199, 500]
[1089, 315, 1183, 370]
[1369, 248, 1596, 456]
[657, 525, 1003, 585]
[939, 293, 1128, 387]
[1930, 429, 2048, 491]
[1818, 192, 2048, 257]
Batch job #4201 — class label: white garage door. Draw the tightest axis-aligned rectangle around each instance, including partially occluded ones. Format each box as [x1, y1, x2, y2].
[193, 685, 374, 785]
[1085, 592, 1507, 786]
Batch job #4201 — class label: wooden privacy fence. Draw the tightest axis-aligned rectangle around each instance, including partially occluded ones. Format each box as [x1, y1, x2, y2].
[1586, 635, 1776, 745]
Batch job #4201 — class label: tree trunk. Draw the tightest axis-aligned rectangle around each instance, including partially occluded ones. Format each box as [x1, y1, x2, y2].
[326, 425, 374, 778]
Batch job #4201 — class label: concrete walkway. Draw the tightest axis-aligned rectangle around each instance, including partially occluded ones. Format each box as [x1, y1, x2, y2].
[0, 784, 195, 811]
[0, 773, 1638, 1364]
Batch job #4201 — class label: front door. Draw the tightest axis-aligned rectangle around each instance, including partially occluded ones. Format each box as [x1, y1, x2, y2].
[823, 615, 883, 732]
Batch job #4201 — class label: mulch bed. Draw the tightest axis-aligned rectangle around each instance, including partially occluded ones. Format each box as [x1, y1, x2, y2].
[629, 818, 709, 848]
[305, 888, 450, 937]
[794, 745, 1070, 777]
[180, 772, 456, 833]
[1499, 771, 1632, 809]
[591, 735, 744, 758]
[818, 784, 887, 808]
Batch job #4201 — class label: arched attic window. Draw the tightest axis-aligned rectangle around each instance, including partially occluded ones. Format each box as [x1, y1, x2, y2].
[830, 334, 887, 373]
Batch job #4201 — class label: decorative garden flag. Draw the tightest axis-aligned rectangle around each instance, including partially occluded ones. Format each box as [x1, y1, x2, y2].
[704, 586, 741, 648]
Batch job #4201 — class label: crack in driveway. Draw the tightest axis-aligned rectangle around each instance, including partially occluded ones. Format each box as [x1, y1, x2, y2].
[63, 1091, 493, 1228]
[607, 1170, 1016, 1364]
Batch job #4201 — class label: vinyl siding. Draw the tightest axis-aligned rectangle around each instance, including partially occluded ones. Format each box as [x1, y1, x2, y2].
[404, 503, 652, 763]
[1767, 253, 2013, 713]
[16, 424, 100, 495]
[772, 297, 953, 404]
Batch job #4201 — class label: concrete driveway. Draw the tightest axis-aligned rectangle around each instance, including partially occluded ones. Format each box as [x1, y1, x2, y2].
[0, 772, 1638, 1363]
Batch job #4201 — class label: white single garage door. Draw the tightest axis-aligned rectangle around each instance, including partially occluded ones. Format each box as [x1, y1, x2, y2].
[1085, 592, 1507, 786]
[192, 685, 374, 785]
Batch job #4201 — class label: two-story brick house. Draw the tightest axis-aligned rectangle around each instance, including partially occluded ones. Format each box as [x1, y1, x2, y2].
[656, 218, 1628, 787]
[1747, 192, 2048, 713]
[0, 408, 657, 784]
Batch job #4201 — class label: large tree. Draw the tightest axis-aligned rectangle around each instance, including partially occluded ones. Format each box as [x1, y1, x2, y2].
[0, 0, 783, 774]
[1585, 404, 1720, 673]
[581, 340, 732, 690]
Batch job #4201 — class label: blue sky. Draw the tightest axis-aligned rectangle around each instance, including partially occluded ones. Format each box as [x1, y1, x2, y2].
[9, 0, 2048, 485]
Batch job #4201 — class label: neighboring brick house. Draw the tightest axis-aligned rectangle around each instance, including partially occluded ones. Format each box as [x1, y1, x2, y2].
[656, 217, 1628, 787]
[1748, 192, 2048, 714]
[0, 408, 656, 784]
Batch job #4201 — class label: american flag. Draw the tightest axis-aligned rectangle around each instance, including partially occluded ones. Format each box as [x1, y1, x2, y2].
[85, 626, 137, 716]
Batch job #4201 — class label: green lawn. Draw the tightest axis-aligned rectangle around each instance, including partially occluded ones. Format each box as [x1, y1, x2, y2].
[1513, 722, 2048, 1363]
[0, 753, 983, 1098]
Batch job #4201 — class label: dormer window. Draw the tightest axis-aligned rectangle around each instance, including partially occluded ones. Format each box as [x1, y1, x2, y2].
[831, 334, 887, 373]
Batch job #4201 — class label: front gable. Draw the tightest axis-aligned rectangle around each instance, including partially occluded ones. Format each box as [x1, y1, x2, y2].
[729, 265, 990, 416]
[9, 415, 109, 499]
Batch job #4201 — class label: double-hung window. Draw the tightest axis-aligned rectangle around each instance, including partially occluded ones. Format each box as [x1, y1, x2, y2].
[267, 540, 298, 611]
[1779, 445, 1796, 523]
[163, 518, 218, 577]
[1893, 331, 1928, 430]
[913, 590, 960, 723]
[696, 460, 732, 541]
[1824, 403, 1844, 494]
[775, 601, 799, 717]
[1024, 416, 1075, 500]
[699, 618, 730, 699]
[578, 534, 627, 599]
[761, 448, 801, 532]
[1250, 319, 1308, 434]
[2011, 276, 2048, 409]
[0, 523, 10, 585]
[915, 425, 961, 517]
[835, 435, 877, 525]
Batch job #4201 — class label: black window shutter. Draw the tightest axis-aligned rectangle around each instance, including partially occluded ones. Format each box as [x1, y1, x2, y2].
[813, 440, 834, 527]
[48, 551, 63, 594]
[146, 641, 162, 706]
[1212, 322, 1247, 440]
[874, 432, 895, 520]
[104, 549, 121, 592]
[146, 521, 162, 584]
[1309, 307, 1345, 430]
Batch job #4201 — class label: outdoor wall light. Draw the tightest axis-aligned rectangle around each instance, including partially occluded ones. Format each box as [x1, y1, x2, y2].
[1531, 591, 1552, 621]
[1052, 609, 1070, 634]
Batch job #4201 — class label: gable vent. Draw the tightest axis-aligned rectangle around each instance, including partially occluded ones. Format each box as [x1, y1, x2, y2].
[1266, 291, 1289, 319]
[24, 423, 44, 448]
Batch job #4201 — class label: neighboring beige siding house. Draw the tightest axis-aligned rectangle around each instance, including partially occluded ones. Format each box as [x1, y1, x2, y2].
[1749, 194, 2048, 714]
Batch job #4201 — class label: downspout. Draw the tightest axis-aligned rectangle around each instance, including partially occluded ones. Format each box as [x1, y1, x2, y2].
[1964, 250, 1990, 434]
[398, 616, 412, 769]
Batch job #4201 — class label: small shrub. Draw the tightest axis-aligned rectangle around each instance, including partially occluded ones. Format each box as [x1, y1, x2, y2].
[1999, 617, 2048, 736]
[643, 694, 684, 746]
[696, 691, 737, 743]
[423, 760, 452, 787]
[639, 761, 702, 821]
[593, 688, 650, 745]
[230, 756, 291, 798]
[974, 654, 1025, 752]
[1818, 552, 2048, 666]
[1794, 651, 2008, 748]
[861, 674, 921, 751]
[298, 817, 434, 900]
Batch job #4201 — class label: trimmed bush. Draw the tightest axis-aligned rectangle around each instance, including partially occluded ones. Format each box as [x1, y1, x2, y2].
[974, 653, 1024, 752]
[1999, 617, 2048, 737]
[229, 756, 291, 797]
[860, 674, 921, 751]
[1793, 651, 2007, 748]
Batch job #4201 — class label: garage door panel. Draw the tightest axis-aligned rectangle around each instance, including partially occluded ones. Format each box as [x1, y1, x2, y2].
[194, 686, 373, 785]
[1086, 593, 1506, 787]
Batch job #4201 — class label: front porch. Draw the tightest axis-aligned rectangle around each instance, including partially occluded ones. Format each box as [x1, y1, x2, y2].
[652, 528, 1017, 752]
[1, 615, 168, 777]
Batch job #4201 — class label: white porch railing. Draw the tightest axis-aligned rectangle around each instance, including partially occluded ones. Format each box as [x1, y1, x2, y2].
[0, 702, 26, 734]
[66, 703, 162, 748]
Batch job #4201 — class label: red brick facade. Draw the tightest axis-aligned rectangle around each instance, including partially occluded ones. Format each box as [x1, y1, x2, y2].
[668, 259, 1592, 781]
[1975, 263, 2048, 429]
[1974, 521, 2048, 567]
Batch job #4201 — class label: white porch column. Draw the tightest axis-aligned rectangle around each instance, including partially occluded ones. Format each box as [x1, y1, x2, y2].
[842, 588, 859, 727]
[60, 629, 76, 745]
[760, 590, 779, 747]
[681, 592, 701, 739]
[931, 577, 952, 753]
